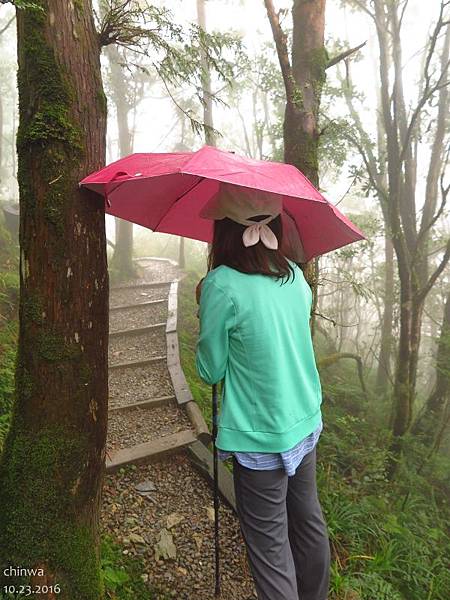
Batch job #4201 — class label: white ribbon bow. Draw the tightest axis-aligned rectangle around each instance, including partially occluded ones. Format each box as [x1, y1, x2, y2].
[242, 222, 279, 250]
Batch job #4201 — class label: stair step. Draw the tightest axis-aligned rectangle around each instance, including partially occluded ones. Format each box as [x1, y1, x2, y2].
[109, 298, 166, 312]
[110, 280, 174, 291]
[109, 323, 166, 338]
[108, 395, 176, 412]
[106, 429, 196, 472]
[109, 355, 166, 370]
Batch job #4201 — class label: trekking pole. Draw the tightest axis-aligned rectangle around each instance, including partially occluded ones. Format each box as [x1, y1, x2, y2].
[212, 382, 221, 597]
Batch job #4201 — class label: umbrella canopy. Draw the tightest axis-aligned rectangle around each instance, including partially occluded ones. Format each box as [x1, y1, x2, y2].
[79, 145, 366, 261]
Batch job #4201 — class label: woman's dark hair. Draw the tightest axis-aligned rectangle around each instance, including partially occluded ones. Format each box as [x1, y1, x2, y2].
[207, 214, 296, 284]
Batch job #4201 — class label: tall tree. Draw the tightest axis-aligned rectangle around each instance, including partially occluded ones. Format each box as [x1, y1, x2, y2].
[343, 0, 450, 473]
[105, 44, 140, 282]
[264, 0, 363, 334]
[197, 0, 215, 146]
[0, 2, 108, 598]
[412, 289, 450, 446]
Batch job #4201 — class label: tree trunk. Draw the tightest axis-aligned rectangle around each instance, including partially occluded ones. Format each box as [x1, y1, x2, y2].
[0, 89, 3, 184]
[265, 0, 327, 337]
[178, 236, 186, 269]
[106, 44, 137, 283]
[0, 3, 108, 599]
[411, 290, 450, 444]
[197, 0, 215, 146]
[197, 0, 214, 261]
[285, 0, 326, 187]
[376, 234, 394, 393]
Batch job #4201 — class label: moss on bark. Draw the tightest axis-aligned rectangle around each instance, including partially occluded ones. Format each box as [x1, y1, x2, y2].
[0, 425, 103, 599]
[16, 0, 84, 249]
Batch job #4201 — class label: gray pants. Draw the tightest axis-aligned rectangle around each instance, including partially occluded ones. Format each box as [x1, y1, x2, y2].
[233, 446, 330, 600]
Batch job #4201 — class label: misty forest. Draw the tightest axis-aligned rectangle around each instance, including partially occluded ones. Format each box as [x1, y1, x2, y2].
[0, 0, 449, 599]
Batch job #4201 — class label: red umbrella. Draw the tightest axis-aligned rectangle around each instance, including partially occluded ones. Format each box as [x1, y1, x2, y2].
[79, 144, 366, 261]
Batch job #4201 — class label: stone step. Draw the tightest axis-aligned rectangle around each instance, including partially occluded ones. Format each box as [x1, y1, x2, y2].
[109, 323, 166, 338]
[106, 429, 197, 472]
[108, 362, 174, 409]
[109, 298, 166, 312]
[110, 280, 174, 291]
[109, 355, 166, 371]
[108, 395, 176, 412]
[109, 303, 167, 333]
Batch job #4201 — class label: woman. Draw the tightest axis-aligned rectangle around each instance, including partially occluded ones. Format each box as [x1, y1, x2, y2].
[195, 183, 330, 600]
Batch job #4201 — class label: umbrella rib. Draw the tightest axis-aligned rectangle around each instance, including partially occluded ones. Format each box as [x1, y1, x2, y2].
[153, 176, 206, 232]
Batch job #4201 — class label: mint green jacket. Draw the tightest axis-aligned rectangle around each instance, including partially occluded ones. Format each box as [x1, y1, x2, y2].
[195, 259, 323, 453]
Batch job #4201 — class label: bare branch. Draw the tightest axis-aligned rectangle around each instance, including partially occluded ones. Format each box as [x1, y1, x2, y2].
[415, 147, 450, 259]
[417, 236, 450, 304]
[326, 41, 367, 69]
[334, 164, 365, 207]
[264, 0, 295, 102]
[398, 0, 410, 32]
[400, 2, 450, 161]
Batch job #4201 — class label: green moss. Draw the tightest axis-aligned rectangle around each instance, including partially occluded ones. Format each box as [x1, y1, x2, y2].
[97, 88, 108, 115]
[16, 1, 85, 246]
[309, 47, 328, 102]
[0, 425, 102, 599]
[36, 330, 82, 362]
[16, 364, 34, 402]
[25, 103, 83, 149]
[22, 293, 45, 325]
[310, 46, 329, 76]
[79, 362, 91, 385]
[288, 74, 304, 110]
[73, 0, 84, 14]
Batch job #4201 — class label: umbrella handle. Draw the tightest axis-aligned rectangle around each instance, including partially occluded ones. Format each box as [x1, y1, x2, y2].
[212, 383, 221, 597]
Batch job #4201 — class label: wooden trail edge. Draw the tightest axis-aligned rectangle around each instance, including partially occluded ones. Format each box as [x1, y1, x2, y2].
[166, 278, 211, 445]
[165, 271, 237, 512]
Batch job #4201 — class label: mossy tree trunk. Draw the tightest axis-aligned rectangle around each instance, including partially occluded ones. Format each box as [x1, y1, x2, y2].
[265, 0, 327, 336]
[0, 2, 108, 599]
[375, 224, 395, 394]
[411, 290, 450, 444]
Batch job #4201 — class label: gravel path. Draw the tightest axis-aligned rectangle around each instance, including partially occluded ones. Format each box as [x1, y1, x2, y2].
[137, 259, 182, 284]
[100, 455, 257, 600]
[109, 329, 167, 365]
[110, 303, 168, 333]
[111, 258, 181, 287]
[107, 404, 193, 452]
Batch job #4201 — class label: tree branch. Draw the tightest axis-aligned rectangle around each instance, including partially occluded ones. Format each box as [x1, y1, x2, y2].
[417, 236, 450, 304]
[400, 1, 450, 162]
[264, 0, 295, 102]
[398, 0, 410, 32]
[326, 41, 367, 69]
[318, 352, 368, 397]
[414, 149, 450, 261]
